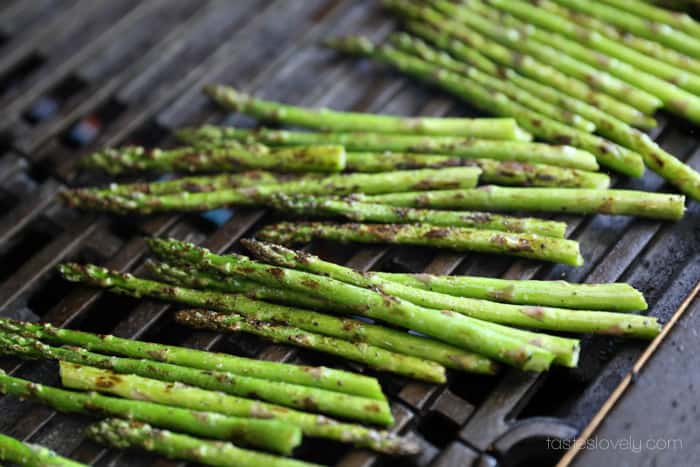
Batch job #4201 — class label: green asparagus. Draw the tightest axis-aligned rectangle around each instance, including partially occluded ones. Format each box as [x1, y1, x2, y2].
[429, 0, 662, 114]
[266, 195, 567, 237]
[177, 126, 601, 171]
[366, 186, 686, 220]
[0, 318, 384, 400]
[0, 368, 302, 455]
[396, 25, 700, 201]
[381, 0, 658, 126]
[465, 0, 700, 121]
[178, 309, 447, 382]
[257, 221, 584, 265]
[347, 153, 609, 188]
[87, 419, 320, 467]
[90, 172, 322, 197]
[61, 363, 415, 454]
[0, 332, 396, 429]
[56, 266, 447, 382]
[147, 238, 558, 371]
[600, 0, 700, 37]
[488, 0, 700, 89]
[81, 144, 347, 175]
[388, 33, 596, 132]
[203, 84, 531, 140]
[146, 261, 499, 374]
[551, 0, 700, 58]
[246, 240, 659, 339]
[0, 433, 86, 467]
[376, 272, 647, 312]
[242, 240, 580, 366]
[61, 167, 482, 214]
[326, 37, 646, 177]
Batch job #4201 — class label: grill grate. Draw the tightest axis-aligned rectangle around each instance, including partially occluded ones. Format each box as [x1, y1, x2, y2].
[0, 1, 698, 466]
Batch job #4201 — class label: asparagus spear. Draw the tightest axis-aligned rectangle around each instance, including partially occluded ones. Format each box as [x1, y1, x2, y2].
[177, 125, 600, 171]
[0, 433, 86, 467]
[388, 32, 596, 133]
[266, 195, 567, 237]
[0, 368, 302, 455]
[0, 332, 396, 429]
[56, 265, 447, 382]
[147, 261, 499, 374]
[0, 318, 383, 400]
[257, 221, 583, 265]
[348, 153, 610, 188]
[203, 84, 531, 141]
[376, 273, 647, 312]
[242, 240, 579, 366]
[380, 0, 658, 126]
[61, 167, 482, 214]
[366, 186, 686, 221]
[81, 144, 347, 175]
[246, 240, 659, 339]
[92, 172, 321, 197]
[488, 0, 700, 89]
[61, 363, 414, 454]
[326, 37, 646, 178]
[600, 0, 700, 38]
[465, 0, 700, 121]
[147, 238, 558, 371]
[87, 419, 320, 467]
[397, 26, 700, 201]
[551, 0, 700, 58]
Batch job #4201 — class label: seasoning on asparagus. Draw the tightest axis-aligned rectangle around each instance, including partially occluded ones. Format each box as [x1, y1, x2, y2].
[257, 221, 584, 266]
[146, 238, 558, 371]
[377, 272, 647, 312]
[242, 240, 580, 366]
[60, 167, 482, 214]
[246, 240, 659, 339]
[365, 186, 686, 221]
[0, 432, 86, 467]
[600, 0, 700, 38]
[0, 331, 395, 428]
[81, 143, 347, 175]
[0, 318, 384, 400]
[392, 26, 700, 200]
[176, 309, 447, 382]
[94, 172, 322, 197]
[325, 36, 646, 177]
[268, 195, 568, 237]
[380, 0, 658, 126]
[59, 362, 415, 453]
[177, 126, 600, 171]
[347, 154, 610, 188]
[55, 267, 448, 382]
[0, 369, 302, 455]
[203, 84, 531, 141]
[87, 419, 321, 467]
[146, 261, 499, 374]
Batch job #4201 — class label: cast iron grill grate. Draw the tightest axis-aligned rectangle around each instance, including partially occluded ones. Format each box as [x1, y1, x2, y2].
[0, 1, 698, 466]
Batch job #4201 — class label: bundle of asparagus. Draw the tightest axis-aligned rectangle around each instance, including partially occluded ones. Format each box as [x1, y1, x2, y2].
[54, 237, 660, 376]
[322, 0, 700, 202]
[0, 318, 420, 459]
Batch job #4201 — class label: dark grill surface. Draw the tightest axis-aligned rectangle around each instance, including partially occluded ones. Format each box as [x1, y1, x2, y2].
[0, 2, 698, 466]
